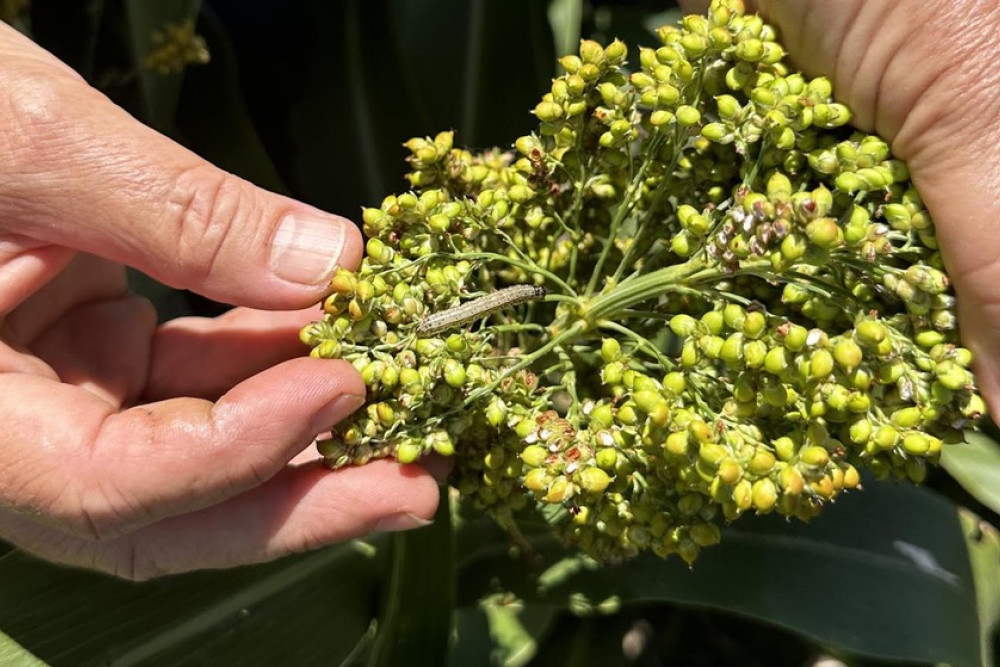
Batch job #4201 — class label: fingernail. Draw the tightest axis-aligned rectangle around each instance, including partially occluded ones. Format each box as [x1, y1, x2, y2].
[310, 393, 365, 434]
[270, 211, 347, 286]
[374, 512, 433, 533]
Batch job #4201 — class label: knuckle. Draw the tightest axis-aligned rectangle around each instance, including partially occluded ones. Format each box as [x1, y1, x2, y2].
[165, 165, 262, 285]
[0, 73, 83, 204]
[1, 74, 72, 155]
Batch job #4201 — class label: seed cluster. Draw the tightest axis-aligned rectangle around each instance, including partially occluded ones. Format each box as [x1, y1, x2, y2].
[300, 0, 984, 565]
[142, 18, 210, 75]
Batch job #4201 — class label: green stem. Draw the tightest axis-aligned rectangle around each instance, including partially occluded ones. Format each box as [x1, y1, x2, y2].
[483, 225, 538, 269]
[602, 53, 709, 290]
[544, 293, 580, 305]
[465, 251, 576, 295]
[553, 342, 581, 426]
[742, 135, 768, 188]
[740, 265, 856, 302]
[610, 213, 651, 287]
[584, 136, 664, 297]
[586, 257, 716, 322]
[610, 125, 690, 286]
[386, 250, 574, 295]
[488, 323, 547, 334]
[460, 320, 588, 409]
[597, 320, 674, 370]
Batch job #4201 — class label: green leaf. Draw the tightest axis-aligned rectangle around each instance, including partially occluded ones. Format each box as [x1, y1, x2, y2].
[483, 598, 557, 667]
[547, 0, 583, 61]
[281, 0, 413, 212]
[173, 9, 288, 194]
[450, 601, 557, 667]
[942, 430, 1000, 517]
[582, 4, 680, 51]
[0, 540, 386, 666]
[391, 0, 554, 148]
[457, 480, 981, 665]
[278, 0, 554, 215]
[963, 510, 1000, 667]
[366, 486, 454, 667]
[526, 612, 645, 667]
[123, 0, 204, 131]
[0, 630, 46, 667]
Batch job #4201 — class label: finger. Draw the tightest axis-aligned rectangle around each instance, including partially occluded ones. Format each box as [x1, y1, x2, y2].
[2, 254, 128, 345]
[0, 234, 75, 315]
[0, 459, 439, 580]
[0, 340, 58, 377]
[26, 294, 156, 405]
[0, 24, 361, 310]
[144, 306, 322, 400]
[0, 358, 365, 539]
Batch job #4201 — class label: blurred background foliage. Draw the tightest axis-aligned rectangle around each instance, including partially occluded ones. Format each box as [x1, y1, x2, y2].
[0, 0, 999, 665]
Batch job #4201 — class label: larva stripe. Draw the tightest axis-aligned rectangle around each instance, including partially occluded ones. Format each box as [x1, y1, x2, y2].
[416, 285, 547, 336]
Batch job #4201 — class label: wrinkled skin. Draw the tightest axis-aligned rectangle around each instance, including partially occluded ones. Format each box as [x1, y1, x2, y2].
[0, 24, 440, 580]
[680, 0, 1000, 411]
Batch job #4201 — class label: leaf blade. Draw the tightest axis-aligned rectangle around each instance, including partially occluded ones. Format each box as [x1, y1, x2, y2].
[0, 540, 386, 666]
[942, 430, 1000, 516]
[366, 486, 454, 667]
[457, 480, 980, 664]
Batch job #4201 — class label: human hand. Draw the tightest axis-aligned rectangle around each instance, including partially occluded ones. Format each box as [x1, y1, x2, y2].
[679, 0, 1000, 412]
[0, 23, 440, 580]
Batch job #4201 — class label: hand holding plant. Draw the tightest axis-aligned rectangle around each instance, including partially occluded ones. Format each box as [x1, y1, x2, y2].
[0, 20, 439, 580]
[304, 0, 985, 564]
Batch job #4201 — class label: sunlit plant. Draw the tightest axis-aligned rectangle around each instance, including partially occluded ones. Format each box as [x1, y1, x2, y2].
[300, 0, 984, 565]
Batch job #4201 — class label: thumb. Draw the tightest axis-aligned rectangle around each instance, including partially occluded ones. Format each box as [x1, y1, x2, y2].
[0, 23, 361, 310]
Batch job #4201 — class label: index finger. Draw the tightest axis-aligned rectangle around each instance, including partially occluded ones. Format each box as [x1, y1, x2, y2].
[0, 357, 365, 540]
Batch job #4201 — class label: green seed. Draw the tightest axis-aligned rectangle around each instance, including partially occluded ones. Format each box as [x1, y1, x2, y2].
[579, 467, 612, 494]
[873, 425, 898, 451]
[890, 407, 922, 429]
[396, 442, 423, 464]
[443, 359, 467, 387]
[809, 349, 835, 379]
[596, 448, 618, 470]
[833, 339, 863, 369]
[805, 217, 843, 249]
[752, 478, 778, 512]
[520, 444, 548, 467]
[665, 431, 690, 456]
[855, 320, 888, 345]
[523, 468, 551, 493]
[799, 446, 830, 467]
[902, 433, 930, 456]
[601, 338, 622, 362]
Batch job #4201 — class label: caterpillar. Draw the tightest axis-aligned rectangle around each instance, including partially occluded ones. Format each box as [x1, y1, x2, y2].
[416, 284, 548, 336]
